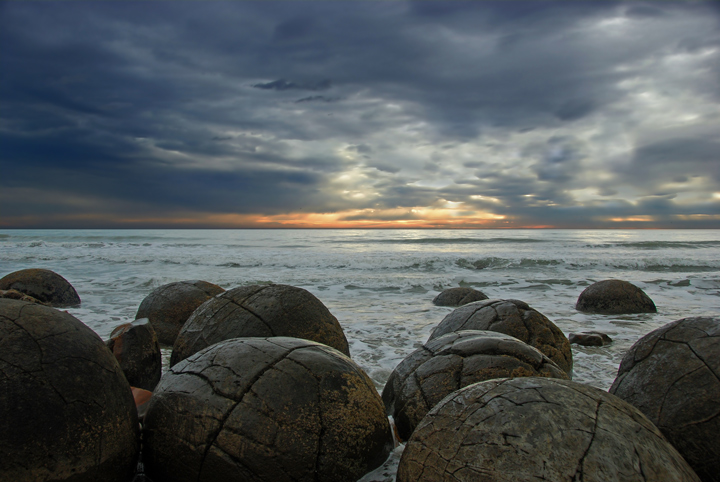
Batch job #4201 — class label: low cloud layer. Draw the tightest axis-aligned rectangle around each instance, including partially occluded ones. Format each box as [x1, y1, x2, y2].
[1, 1, 719, 228]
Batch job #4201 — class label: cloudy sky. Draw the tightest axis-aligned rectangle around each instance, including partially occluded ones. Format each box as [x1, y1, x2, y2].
[1, 1, 719, 228]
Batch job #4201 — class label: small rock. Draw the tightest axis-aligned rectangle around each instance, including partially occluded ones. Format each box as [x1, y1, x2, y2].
[106, 318, 162, 391]
[432, 287, 488, 307]
[0, 268, 81, 307]
[569, 331, 612, 346]
[576, 279, 656, 314]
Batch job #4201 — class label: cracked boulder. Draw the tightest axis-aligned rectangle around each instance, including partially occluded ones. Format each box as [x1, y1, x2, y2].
[0, 268, 81, 307]
[610, 316, 720, 482]
[144, 337, 393, 482]
[432, 287, 488, 307]
[106, 318, 162, 391]
[0, 299, 139, 482]
[136, 280, 225, 346]
[382, 330, 569, 441]
[428, 299, 572, 374]
[398, 377, 701, 482]
[576, 279, 656, 314]
[170, 284, 349, 367]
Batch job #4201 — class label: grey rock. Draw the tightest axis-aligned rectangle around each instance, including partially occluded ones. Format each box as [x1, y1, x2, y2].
[136, 280, 225, 346]
[0, 299, 139, 481]
[0, 268, 80, 307]
[569, 331, 613, 346]
[429, 299, 572, 373]
[610, 316, 720, 482]
[144, 337, 393, 482]
[106, 318, 162, 391]
[432, 287, 488, 307]
[576, 279, 656, 314]
[170, 284, 349, 366]
[382, 330, 569, 440]
[398, 377, 701, 482]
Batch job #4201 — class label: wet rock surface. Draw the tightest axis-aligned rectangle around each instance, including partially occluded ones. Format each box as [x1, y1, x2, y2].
[144, 337, 393, 482]
[0, 299, 139, 482]
[610, 316, 720, 482]
[432, 287, 488, 307]
[382, 330, 569, 440]
[576, 279, 656, 314]
[0, 288, 48, 305]
[428, 299, 572, 373]
[398, 377, 701, 482]
[170, 284, 349, 366]
[106, 318, 162, 391]
[136, 280, 225, 346]
[569, 331, 613, 346]
[0, 268, 81, 307]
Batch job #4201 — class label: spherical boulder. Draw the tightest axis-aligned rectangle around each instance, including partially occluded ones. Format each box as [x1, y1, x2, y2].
[428, 299, 572, 373]
[170, 284, 349, 366]
[0, 288, 47, 305]
[0, 299, 139, 481]
[382, 330, 569, 440]
[398, 377, 701, 482]
[432, 287, 488, 307]
[106, 318, 162, 391]
[144, 337, 393, 482]
[0, 268, 80, 307]
[136, 280, 225, 346]
[576, 279, 656, 314]
[610, 316, 720, 482]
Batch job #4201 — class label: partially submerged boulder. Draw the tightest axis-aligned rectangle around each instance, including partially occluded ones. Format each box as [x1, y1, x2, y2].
[382, 330, 569, 440]
[171, 284, 349, 366]
[398, 377, 701, 482]
[432, 287, 488, 307]
[576, 279, 656, 314]
[0, 268, 80, 307]
[610, 316, 720, 482]
[144, 337, 393, 482]
[106, 318, 162, 391]
[0, 299, 139, 481]
[428, 299, 572, 374]
[136, 280, 225, 346]
[569, 331, 613, 346]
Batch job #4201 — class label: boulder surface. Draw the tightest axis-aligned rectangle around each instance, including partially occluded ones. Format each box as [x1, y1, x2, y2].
[0, 268, 80, 307]
[428, 298, 572, 373]
[398, 377, 701, 482]
[106, 318, 162, 391]
[576, 279, 656, 314]
[144, 337, 393, 482]
[0, 299, 139, 481]
[382, 330, 569, 440]
[136, 280, 225, 346]
[432, 287, 488, 307]
[610, 316, 720, 482]
[171, 284, 349, 366]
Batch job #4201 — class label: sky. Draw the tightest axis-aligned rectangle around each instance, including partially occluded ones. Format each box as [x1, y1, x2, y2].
[1, 1, 719, 229]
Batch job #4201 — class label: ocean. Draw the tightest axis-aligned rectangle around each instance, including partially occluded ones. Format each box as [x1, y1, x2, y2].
[1, 229, 719, 478]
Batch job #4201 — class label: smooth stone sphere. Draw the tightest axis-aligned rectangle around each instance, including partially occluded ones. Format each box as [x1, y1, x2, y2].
[136, 280, 225, 346]
[106, 318, 162, 391]
[144, 337, 393, 482]
[610, 317, 720, 482]
[576, 279, 656, 314]
[0, 299, 139, 482]
[170, 284, 349, 366]
[398, 377, 701, 482]
[0, 268, 81, 307]
[432, 287, 488, 307]
[429, 299, 572, 374]
[382, 330, 569, 440]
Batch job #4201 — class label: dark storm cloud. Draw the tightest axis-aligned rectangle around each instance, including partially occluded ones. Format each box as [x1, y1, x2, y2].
[1, 0, 719, 227]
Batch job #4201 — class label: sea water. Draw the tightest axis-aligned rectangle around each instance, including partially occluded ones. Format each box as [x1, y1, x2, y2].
[1, 229, 718, 478]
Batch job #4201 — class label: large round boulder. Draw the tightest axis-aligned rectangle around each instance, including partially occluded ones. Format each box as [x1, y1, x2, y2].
[428, 299, 572, 373]
[382, 330, 569, 440]
[398, 377, 701, 482]
[170, 284, 349, 366]
[106, 318, 162, 391]
[144, 337, 393, 482]
[0, 268, 81, 307]
[432, 287, 488, 307]
[610, 316, 720, 482]
[576, 279, 656, 314]
[136, 280, 225, 346]
[0, 299, 139, 481]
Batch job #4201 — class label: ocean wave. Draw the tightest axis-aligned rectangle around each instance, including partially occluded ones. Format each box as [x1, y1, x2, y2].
[336, 237, 547, 245]
[591, 240, 720, 250]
